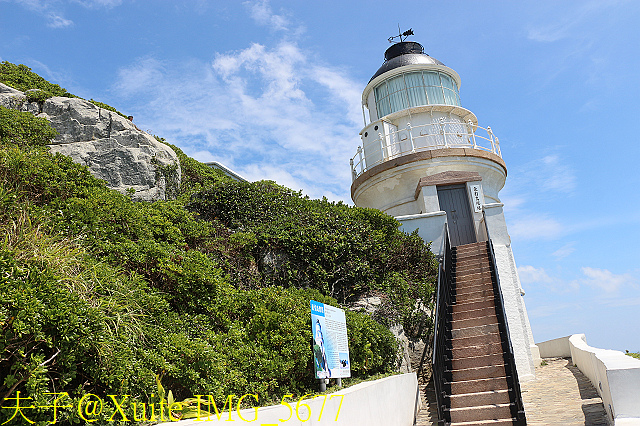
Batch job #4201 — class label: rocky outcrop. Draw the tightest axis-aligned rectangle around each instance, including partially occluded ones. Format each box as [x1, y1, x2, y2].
[0, 83, 180, 201]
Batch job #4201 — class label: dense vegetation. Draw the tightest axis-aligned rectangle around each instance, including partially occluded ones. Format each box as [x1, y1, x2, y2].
[0, 65, 438, 424]
[0, 62, 76, 100]
[0, 61, 127, 118]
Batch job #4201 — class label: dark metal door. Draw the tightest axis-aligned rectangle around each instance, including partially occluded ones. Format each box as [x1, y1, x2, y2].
[437, 185, 476, 246]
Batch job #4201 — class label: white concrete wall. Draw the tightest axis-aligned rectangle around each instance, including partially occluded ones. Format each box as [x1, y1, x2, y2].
[536, 334, 640, 425]
[568, 334, 640, 425]
[484, 203, 539, 381]
[537, 335, 572, 358]
[160, 373, 419, 426]
[352, 154, 506, 216]
[397, 212, 447, 257]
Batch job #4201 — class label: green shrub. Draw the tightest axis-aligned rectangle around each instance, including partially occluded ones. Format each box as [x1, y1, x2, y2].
[0, 61, 126, 118]
[0, 106, 58, 147]
[189, 180, 437, 338]
[25, 89, 50, 103]
[0, 61, 75, 99]
[0, 62, 438, 422]
[158, 140, 231, 196]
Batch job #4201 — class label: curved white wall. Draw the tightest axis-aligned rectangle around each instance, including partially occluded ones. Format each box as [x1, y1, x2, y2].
[537, 334, 640, 425]
[161, 373, 420, 426]
[352, 153, 506, 216]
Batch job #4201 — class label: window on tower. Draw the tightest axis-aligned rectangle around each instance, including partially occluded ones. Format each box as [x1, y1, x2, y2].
[373, 71, 460, 117]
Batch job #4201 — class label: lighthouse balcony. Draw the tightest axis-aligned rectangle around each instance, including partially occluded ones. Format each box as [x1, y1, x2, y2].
[350, 115, 501, 181]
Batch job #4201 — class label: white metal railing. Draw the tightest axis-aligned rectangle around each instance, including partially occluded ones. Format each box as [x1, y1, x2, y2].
[350, 119, 501, 181]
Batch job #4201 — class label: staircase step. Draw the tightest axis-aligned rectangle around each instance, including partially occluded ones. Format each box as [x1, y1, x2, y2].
[451, 314, 498, 329]
[455, 242, 487, 253]
[455, 288, 495, 303]
[451, 300, 495, 313]
[452, 306, 496, 321]
[455, 293, 496, 305]
[451, 342, 503, 359]
[456, 281, 494, 301]
[450, 403, 513, 423]
[451, 323, 499, 339]
[457, 279, 494, 289]
[454, 260, 491, 271]
[451, 364, 507, 382]
[455, 274, 492, 285]
[449, 389, 511, 409]
[455, 282, 494, 296]
[456, 253, 489, 265]
[451, 331, 501, 349]
[456, 267, 492, 278]
[450, 418, 515, 426]
[455, 250, 488, 262]
[450, 376, 509, 394]
[451, 352, 506, 370]
[455, 244, 487, 253]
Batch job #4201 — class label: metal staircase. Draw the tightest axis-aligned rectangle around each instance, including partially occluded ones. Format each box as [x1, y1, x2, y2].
[432, 228, 526, 425]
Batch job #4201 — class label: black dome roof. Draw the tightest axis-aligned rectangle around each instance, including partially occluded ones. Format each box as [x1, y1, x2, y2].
[370, 41, 444, 82]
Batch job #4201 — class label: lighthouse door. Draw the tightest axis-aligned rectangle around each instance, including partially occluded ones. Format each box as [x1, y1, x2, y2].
[437, 185, 476, 246]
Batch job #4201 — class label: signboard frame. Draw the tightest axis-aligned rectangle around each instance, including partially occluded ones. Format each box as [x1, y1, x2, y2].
[310, 300, 351, 379]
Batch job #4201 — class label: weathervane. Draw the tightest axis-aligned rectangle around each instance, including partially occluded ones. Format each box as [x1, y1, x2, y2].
[388, 26, 414, 43]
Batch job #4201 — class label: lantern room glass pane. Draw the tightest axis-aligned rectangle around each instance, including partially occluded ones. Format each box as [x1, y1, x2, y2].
[374, 83, 388, 101]
[372, 70, 459, 115]
[386, 75, 405, 94]
[404, 72, 423, 87]
[407, 87, 427, 107]
[388, 90, 408, 111]
[443, 88, 457, 105]
[441, 74, 455, 90]
[376, 98, 390, 117]
[426, 86, 444, 104]
[423, 71, 440, 86]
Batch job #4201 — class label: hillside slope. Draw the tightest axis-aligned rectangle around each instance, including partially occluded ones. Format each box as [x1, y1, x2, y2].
[0, 62, 437, 425]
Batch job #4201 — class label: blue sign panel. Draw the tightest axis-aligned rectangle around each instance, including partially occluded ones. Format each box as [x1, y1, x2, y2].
[310, 300, 351, 379]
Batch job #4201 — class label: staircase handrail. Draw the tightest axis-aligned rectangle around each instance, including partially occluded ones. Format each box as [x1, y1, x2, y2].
[432, 223, 453, 424]
[482, 210, 527, 425]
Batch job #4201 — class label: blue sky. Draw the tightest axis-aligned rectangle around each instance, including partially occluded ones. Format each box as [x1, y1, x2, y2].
[1, 0, 639, 352]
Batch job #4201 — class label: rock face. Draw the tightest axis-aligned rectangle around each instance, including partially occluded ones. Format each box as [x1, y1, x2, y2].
[349, 293, 416, 374]
[0, 83, 180, 201]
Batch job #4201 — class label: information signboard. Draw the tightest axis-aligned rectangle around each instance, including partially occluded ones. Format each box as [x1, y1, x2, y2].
[471, 184, 483, 213]
[310, 300, 351, 379]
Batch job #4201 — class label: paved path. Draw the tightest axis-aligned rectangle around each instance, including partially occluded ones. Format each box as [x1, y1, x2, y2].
[520, 357, 609, 425]
[415, 357, 609, 425]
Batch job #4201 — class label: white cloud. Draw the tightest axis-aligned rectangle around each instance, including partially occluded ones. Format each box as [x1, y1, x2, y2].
[519, 264, 637, 296]
[518, 265, 554, 285]
[501, 153, 577, 241]
[115, 57, 166, 95]
[9, 0, 74, 28]
[552, 242, 575, 260]
[46, 12, 73, 28]
[508, 154, 576, 196]
[72, 0, 122, 8]
[539, 155, 576, 192]
[577, 267, 637, 293]
[244, 0, 289, 31]
[112, 41, 363, 201]
[526, 0, 626, 43]
[508, 214, 564, 240]
[10, 0, 123, 28]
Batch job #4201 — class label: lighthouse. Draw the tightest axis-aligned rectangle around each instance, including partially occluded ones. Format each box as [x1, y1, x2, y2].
[350, 38, 538, 424]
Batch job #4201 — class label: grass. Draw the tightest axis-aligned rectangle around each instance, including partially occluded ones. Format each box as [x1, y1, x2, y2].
[625, 351, 640, 360]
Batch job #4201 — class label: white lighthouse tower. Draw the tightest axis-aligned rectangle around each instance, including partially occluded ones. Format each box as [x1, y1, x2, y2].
[350, 38, 539, 423]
